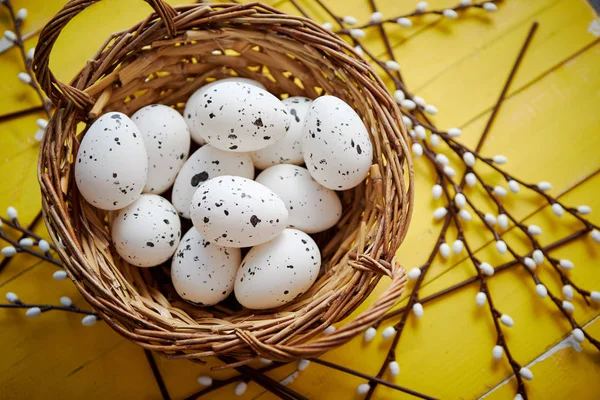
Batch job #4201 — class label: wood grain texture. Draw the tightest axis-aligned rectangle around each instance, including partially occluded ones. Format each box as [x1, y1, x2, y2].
[0, 0, 599, 399]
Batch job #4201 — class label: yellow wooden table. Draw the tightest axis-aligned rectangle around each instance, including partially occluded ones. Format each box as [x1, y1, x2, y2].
[1, 0, 599, 399]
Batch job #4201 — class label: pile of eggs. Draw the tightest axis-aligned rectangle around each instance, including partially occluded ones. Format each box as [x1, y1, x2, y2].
[75, 78, 372, 310]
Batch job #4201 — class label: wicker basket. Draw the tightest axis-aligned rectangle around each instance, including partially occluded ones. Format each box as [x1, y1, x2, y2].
[34, 0, 414, 364]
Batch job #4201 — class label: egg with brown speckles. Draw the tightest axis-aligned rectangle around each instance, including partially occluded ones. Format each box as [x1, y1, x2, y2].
[250, 96, 312, 169]
[190, 82, 290, 152]
[256, 164, 342, 233]
[234, 229, 321, 310]
[171, 227, 241, 306]
[301, 96, 373, 190]
[75, 112, 148, 210]
[111, 194, 181, 267]
[184, 78, 266, 146]
[190, 176, 288, 248]
[131, 104, 191, 194]
[172, 145, 254, 219]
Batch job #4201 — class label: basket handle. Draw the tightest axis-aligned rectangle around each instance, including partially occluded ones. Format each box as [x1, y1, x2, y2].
[32, 0, 178, 109]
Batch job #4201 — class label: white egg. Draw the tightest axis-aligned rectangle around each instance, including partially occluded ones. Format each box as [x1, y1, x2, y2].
[234, 229, 321, 309]
[172, 145, 254, 218]
[171, 227, 241, 306]
[184, 78, 265, 146]
[111, 194, 181, 267]
[302, 96, 373, 190]
[190, 176, 288, 248]
[131, 104, 191, 194]
[256, 164, 342, 233]
[75, 112, 148, 210]
[250, 97, 312, 169]
[190, 82, 289, 152]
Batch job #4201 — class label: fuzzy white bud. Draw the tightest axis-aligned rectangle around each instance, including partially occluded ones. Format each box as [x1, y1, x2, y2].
[572, 328, 585, 343]
[323, 326, 336, 335]
[60, 296, 73, 307]
[435, 153, 449, 166]
[559, 259, 574, 270]
[415, 125, 427, 139]
[577, 205, 591, 215]
[343, 16, 357, 25]
[535, 284, 547, 298]
[82, 315, 98, 326]
[592, 230, 600, 243]
[444, 166, 456, 177]
[38, 240, 50, 253]
[465, 172, 476, 187]
[26, 307, 41, 318]
[439, 243, 451, 259]
[27, 48, 35, 60]
[357, 383, 371, 395]
[385, 60, 400, 71]
[416, 1, 428, 12]
[484, 213, 497, 226]
[382, 326, 396, 339]
[412, 303, 424, 318]
[430, 133, 440, 147]
[458, 209, 472, 221]
[388, 361, 400, 376]
[235, 381, 248, 396]
[408, 268, 421, 280]
[19, 238, 34, 248]
[492, 345, 503, 360]
[17, 8, 28, 21]
[397, 17, 412, 27]
[500, 314, 514, 327]
[537, 181, 552, 191]
[198, 376, 213, 386]
[523, 257, 536, 270]
[562, 301, 575, 313]
[349, 29, 366, 39]
[298, 359, 310, 371]
[448, 128, 462, 137]
[7, 206, 18, 219]
[364, 327, 377, 342]
[412, 143, 423, 157]
[2, 246, 17, 257]
[443, 9, 458, 19]
[36, 119, 48, 130]
[259, 358, 272, 364]
[475, 292, 487, 306]
[528, 225, 542, 236]
[519, 367, 533, 381]
[18, 72, 32, 84]
[452, 239, 464, 254]
[433, 207, 448, 220]
[432, 184, 443, 199]
[495, 240, 507, 255]
[401, 99, 416, 110]
[497, 214, 508, 229]
[455, 193, 466, 208]
[402, 115, 412, 128]
[462, 152, 475, 167]
[413, 96, 426, 107]
[424, 104, 438, 115]
[394, 90, 406, 103]
[552, 203, 564, 217]
[354, 45, 364, 57]
[34, 129, 45, 142]
[492, 155, 507, 164]
[3, 30, 17, 42]
[479, 262, 494, 276]
[460, 0, 472, 5]
[370, 12, 383, 23]
[53, 270, 68, 280]
[591, 291, 600, 302]
[508, 180, 520, 193]
[483, 2, 498, 12]
[562, 285, 574, 300]
[322, 22, 333, 30]
[532, 249, 544, 264]
[493, 186, 507, 197]
[6, 292, 19, 303]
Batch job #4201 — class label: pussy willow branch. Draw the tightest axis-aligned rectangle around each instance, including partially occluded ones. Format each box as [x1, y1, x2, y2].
[0, 300, 97, 316]
[335, 0, 503, 33]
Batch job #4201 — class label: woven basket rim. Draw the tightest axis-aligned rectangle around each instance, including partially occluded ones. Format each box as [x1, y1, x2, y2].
[34, 1, 414, 364]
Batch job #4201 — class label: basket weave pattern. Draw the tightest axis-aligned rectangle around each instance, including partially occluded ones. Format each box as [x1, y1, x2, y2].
[34, 1, 413, 363]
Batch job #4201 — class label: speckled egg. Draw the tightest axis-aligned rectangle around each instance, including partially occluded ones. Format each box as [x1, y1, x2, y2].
[234, 229, 321, 309]
[190, 176, 288, 248]
[256, 164, 342, 233]
[250, 97, 312, 169]
[171, 227, 241, 306]
[111, 194, 181, 267]
[131, 104, 191, 194]
[184, 78, 266, 146]
[190, 82, 290, 152]
[75, 112, 148, 210]
[301, 96, 373, 190]
[172, 145, 254, 219]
